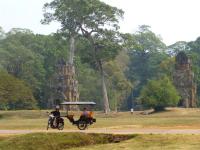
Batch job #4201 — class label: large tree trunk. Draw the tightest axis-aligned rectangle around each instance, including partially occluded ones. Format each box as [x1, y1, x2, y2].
[69, 35, 75, 64]
[99, 60, 110, 114]
[68, 35, 79, 110]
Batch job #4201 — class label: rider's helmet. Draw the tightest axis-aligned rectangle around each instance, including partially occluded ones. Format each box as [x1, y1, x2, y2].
[55, 105, 60, 110]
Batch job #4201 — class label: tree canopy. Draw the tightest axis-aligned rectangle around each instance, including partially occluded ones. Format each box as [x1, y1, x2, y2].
[140, 77, 180, 111]
[1, 0, 200, 111]
[0, 71, 36, 110]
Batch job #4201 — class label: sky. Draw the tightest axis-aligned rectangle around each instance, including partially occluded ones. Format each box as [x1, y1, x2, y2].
[1, 0, 200, 45]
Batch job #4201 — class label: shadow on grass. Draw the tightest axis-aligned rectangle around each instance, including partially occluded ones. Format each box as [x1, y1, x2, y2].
[141, 108, 173, 115]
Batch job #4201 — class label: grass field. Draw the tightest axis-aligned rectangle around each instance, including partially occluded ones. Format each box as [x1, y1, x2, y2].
[0, 108, 200, 130]
[1, 133, 200, 150]
[0, 132, 133, 150]
[1, 108, 200, 150]
[71, 134, 200, 150]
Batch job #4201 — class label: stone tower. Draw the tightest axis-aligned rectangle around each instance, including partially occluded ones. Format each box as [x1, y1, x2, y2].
[173, 51, 197, 108]
[56, 59, 79, 102]
[48, 59, 79, 108]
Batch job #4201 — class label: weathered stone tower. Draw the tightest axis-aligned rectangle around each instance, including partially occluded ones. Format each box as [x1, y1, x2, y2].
[56, 59, 79, 102]
[173, 51, 197, 108]
[48, 59, 79, 108]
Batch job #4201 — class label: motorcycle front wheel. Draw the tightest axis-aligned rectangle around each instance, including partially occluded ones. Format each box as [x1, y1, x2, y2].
[47, 121, 50, 130]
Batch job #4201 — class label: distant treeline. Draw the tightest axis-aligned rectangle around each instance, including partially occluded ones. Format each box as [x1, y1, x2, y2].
[0, 25, 200, 110]
[1, 1, 200, 111]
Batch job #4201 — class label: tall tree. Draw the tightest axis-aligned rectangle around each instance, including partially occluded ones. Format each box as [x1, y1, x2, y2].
[125, 25, 168, 107]
[104, 59, 133, 111]
[42, 1, 79, 64]
[42, 0, 124, 113]
[127, 25, 167, 82]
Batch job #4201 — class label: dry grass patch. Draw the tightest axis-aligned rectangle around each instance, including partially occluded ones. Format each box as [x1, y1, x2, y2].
[1, 108, 200, 130]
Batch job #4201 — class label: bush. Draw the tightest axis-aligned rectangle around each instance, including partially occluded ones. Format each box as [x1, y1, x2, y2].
[140, 77, 180, 111]
[0, 71, 37, 110]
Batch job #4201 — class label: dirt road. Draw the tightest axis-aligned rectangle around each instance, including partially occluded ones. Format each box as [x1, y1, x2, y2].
[1, 128, 200, 135]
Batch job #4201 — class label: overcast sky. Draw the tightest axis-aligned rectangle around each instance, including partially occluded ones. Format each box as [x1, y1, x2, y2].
[1, 0, 200, 45]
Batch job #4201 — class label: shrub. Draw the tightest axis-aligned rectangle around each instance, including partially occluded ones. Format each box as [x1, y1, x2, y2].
[0, 71, 37, 110]
[140, 77, 180, 111]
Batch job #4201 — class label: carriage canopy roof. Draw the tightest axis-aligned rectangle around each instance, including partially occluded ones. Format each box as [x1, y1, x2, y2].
[60, 101, 96, 105]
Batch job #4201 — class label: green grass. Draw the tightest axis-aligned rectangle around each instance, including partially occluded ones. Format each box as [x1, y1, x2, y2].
[0, 133, 133, 150]
[1, 108, 200, 130]
[1, 109, 200, 150]
[1, 133, 200, 150]
[0, 108, 200, 130]
[71, 134, 200, 150]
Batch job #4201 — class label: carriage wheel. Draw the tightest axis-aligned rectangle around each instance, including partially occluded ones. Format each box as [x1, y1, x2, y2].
[77, 121, 87, 130]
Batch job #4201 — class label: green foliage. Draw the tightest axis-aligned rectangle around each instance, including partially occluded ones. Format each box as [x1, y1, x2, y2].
[134, 25, 167, 52]
[168, 41, 189, 55]
[2, 0, 200, 111]
[0, 24, 173, 110]
[75, 57, 102, 109]
[104, 60, 133, 110]
[159, 57, 175, 79]
[140, 77, 180, 111]
[0, 29, 69, 108]
[42, 0, 124, 33]
[4, 2, 200, 111]
[43, 0, 124, 68]
[0, 71, 36, 110]
[125, 25, 169, 105]
[127, 25, 167, 83]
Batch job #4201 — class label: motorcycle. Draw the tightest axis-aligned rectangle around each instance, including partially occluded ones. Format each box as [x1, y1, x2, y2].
[46, 112, 64, 130]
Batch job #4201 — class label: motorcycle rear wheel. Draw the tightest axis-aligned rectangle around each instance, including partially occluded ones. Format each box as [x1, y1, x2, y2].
[58, 122, 64, 130]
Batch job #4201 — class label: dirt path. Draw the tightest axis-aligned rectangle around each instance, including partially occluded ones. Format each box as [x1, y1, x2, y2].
[1, 128, 200, 135]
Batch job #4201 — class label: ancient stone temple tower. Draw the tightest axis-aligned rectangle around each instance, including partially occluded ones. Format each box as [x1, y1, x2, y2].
[56, 60, 79, 102]
[47, 59, 79, 108]
[173, 51, 197, 108]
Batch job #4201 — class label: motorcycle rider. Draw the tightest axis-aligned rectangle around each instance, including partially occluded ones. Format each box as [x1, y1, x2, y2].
[50, 105, 61, 127]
